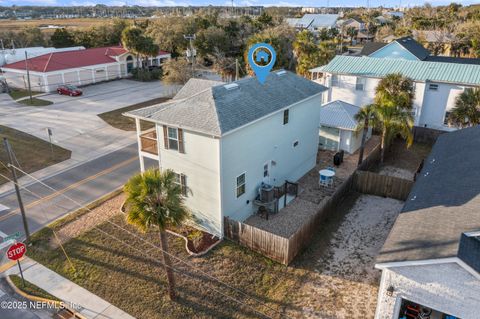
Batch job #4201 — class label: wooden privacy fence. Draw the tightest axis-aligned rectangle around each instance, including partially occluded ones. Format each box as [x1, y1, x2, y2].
[353, 170, 413, 201]
[224, 143, 386, 265]
[224, 217, 290, 264]
[224, 175, 355, 265]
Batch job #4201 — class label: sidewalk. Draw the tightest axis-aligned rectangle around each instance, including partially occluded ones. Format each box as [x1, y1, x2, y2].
[6, 257, 135, 319]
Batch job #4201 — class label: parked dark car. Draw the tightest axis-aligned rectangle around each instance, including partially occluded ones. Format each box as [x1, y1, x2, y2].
[57, 85, 82, 96]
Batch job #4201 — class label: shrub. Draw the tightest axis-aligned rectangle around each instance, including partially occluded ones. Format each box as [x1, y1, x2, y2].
[130, 68, 163, 82]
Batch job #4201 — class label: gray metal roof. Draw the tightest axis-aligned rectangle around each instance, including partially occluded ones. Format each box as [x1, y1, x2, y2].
[126, 71, 327, 136]
[297, 14, 339, 29]
[321, 55, 480, 86]
[319, 100, 360, 131]
[377, 126, 480, 264]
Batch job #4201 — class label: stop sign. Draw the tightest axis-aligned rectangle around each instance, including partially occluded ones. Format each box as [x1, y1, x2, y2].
[6, 242, 26, 261]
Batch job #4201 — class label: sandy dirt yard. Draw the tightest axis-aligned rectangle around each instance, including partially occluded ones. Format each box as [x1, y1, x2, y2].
[288, 193, 404, 319]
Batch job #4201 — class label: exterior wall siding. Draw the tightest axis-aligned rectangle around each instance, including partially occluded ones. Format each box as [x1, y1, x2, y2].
[376, 263, 480, 319]
[157, 126, 222, 236]
[325, 73, 464, 131]
[220, 94, 322, 222]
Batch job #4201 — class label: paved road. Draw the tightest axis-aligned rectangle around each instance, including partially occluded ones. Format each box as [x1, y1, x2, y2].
[0, 144, 155, 260]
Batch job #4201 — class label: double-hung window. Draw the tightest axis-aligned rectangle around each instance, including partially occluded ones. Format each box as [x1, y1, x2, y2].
[331, 74, 339, 87]
[168, 127, 179, 150]
[355, 77, 365, 91]
[236, 173, 246, 198]
[173, 172, 188, 197]
[163, 125, 185, 153]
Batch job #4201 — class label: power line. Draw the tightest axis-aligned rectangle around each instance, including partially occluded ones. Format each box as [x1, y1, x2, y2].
[0, 165, 289, 319]
[0, 169, 275, 319]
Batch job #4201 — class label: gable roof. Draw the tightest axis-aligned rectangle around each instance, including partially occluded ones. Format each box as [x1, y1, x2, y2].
[321, 55, 480, 86]
[126, 71, 327, 137]
[360, 42, 387, 56]
[377, 126, 480, 264]
[390, 36, 430, 60]
[297, 14, 339, 29]
[319, 100, 360, 131]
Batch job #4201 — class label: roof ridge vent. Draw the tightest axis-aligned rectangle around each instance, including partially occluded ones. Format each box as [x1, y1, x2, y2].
[224, 83, 239, 90]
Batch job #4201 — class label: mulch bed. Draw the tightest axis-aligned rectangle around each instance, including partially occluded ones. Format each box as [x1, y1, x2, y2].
[169, 225, 220, 254]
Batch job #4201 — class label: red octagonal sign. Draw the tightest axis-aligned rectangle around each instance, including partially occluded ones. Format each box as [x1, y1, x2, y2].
[7, 242, 26, 261]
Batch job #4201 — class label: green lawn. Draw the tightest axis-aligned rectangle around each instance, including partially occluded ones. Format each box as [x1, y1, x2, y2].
[8, 88, 41, 100]
[26, 190, 383, 318]
[98, 97, 170, 131]
[0, 125, 71, 185]
[17, 98, 53, 107]
[9, 275, 60, 301]
[28, 212, 300, 319]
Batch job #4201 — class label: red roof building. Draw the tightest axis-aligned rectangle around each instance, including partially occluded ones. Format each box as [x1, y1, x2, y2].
[1, 45, 170, 92]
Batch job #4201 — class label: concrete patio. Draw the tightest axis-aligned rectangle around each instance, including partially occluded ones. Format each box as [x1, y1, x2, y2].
[245, 136, 380, 237]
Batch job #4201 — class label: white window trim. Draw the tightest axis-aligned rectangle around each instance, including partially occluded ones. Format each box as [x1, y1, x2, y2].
[236, 172, 246, 198]
[355, 77, 365, 91]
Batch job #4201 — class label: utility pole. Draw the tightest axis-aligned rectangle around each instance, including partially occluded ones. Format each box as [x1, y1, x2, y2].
[24, 51, 32, 104]
[184, 34, 196, 78]
[235, 58, 239, 81]
[3, 138, 31, 244]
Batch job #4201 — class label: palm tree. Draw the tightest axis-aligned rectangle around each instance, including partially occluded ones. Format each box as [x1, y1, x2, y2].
[355, 104, 376, 166]
[121, 26, 143, 69]
[448, 87, 480, 127]
[372, 103, 414, 163]
[345, 26, 358, 45]
[372, 73, 415, 163]
[124, 169, 189, 300]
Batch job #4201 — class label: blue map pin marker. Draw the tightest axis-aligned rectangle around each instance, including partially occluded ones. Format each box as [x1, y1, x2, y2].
[248, 43, 276, 85]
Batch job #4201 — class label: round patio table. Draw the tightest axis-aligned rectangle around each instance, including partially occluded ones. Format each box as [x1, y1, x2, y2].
[319, 169, 335, 178]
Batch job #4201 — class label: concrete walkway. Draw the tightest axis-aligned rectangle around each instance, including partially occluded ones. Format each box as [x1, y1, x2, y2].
[6, 257, 135, 319]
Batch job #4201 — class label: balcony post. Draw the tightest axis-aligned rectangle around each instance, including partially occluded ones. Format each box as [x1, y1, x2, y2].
[135, 118, 145, 172]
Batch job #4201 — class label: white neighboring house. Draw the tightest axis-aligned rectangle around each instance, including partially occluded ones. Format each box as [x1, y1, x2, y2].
[287, 14, 339, 32]
[1, 46, 171, 92]
[319, 100, 371, 154]
[375, 126, 480, 319]
[312, 38, 480, 132]
[125, 72, 327, 236]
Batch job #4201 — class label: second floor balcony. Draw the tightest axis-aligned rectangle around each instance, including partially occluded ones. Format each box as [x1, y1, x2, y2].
[140, 130, 158, 155]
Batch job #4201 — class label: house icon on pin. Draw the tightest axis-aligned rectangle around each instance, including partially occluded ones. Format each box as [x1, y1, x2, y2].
[255, 49, 270, 63]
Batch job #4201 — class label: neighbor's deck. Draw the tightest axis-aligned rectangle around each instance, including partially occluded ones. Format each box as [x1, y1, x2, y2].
[244, 136, 380, 238]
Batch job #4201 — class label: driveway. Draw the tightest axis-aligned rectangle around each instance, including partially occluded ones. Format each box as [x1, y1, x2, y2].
[0, 80, 179, 163]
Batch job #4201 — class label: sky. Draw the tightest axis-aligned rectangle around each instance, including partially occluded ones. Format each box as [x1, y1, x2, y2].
[1, 0, 479, 7]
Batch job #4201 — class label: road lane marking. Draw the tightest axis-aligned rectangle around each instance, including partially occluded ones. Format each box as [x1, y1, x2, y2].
[0, 156, 137, 222]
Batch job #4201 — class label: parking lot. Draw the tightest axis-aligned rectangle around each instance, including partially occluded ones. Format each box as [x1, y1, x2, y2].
[0, 80, 180, 162]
